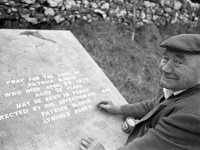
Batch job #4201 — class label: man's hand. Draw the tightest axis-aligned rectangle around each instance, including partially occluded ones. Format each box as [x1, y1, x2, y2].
[80, 137, 105, 150]
[97, 101, 121, 115]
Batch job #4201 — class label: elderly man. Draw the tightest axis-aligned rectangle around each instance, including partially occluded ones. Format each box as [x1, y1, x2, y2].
[80, 34, 200, 150]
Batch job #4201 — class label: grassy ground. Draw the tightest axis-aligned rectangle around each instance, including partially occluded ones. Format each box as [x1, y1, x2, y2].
[70, 21, 162, 103]
[1, 20, 200, 103]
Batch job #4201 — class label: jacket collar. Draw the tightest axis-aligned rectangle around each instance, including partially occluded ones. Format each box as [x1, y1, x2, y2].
[138, 84, 200, 124]
[169, 83, 200, 98]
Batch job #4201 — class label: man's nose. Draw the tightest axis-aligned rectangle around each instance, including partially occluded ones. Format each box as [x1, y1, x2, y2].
[161, 61, 173, 74]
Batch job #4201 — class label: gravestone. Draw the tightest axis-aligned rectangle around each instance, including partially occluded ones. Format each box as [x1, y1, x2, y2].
[0, 29, 128, 150]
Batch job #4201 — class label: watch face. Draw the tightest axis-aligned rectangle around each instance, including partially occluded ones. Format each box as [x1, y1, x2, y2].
[127, 118, 136, 126]
[122, 117, 136, 133]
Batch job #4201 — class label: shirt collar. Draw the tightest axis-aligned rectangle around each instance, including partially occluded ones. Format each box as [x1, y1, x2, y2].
[173, 90, 185, 96]
[163, 88, 185, 99]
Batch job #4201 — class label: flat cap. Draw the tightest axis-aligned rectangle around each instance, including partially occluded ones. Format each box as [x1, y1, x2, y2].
[160, 34, 200, 54]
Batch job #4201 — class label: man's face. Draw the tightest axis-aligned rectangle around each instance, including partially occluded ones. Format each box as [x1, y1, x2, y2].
[159, 49, 200, 91]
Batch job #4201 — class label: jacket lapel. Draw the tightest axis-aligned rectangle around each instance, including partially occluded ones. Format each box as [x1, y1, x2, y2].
[136, 97, 169, 124]
[126, 84, 200, 144]
[135, 84, 200, 125]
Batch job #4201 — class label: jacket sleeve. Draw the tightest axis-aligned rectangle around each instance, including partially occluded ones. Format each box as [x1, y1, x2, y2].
[120, 90, 163, 119]
[120, 100, 155, 119]
[116, 108, 200, 150]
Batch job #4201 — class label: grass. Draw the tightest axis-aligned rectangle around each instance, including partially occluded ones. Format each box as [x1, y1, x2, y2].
[68, 21, 162, 103]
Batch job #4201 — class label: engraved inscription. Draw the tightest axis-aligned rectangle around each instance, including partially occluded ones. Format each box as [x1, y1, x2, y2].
[1, 71, 111, 124]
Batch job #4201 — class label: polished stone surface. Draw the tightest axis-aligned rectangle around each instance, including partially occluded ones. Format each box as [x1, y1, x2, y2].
[0, 29, 127, 150]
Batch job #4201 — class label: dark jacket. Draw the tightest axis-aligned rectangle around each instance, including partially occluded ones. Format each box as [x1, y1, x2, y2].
[118, 84, 200, 150]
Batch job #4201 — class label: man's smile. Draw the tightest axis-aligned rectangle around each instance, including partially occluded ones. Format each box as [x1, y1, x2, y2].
[161, 74, 178, 80]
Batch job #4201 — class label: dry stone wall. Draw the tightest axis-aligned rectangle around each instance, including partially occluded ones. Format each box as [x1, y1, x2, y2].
[0, 0, 200, 28]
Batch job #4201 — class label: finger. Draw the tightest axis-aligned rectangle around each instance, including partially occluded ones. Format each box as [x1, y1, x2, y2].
[97, 101, 109, 107]
[85, 137, 94, 144]
[80, 144, 87, 150]
[81, 137, 93, 145]
[88, 137, 94, 142]
[80, 138, 90, 148]
[97, 105, 106, 111]
[122, 122, 128, 130]
[97, 101, 109, 111]
[98, 104, 109, 110]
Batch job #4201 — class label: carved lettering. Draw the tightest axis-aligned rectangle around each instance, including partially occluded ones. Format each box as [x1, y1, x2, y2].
[35, 90, 51, 98]
[41, 106, 69, 117]
[6, 79, 24, 85]
[4, 90, 22, 97]
[2, 73, 98, 124]
[43, 112, 70, 124]
[0, 109, 29, 121]
[16, 101, 31, 109]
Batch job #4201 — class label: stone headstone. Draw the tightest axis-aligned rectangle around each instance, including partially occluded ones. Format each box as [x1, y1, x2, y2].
[0, 29, 128, 150]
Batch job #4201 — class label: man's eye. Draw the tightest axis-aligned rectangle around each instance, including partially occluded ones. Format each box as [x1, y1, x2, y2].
[162, 56, 168, 62]
[174, 60, 183, 65]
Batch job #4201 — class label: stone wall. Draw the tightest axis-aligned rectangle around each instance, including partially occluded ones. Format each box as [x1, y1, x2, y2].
[0, 0, 200, 28]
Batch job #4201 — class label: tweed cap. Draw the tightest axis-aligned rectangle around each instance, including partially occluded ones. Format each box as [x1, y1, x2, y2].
[160, 34, 200, 54]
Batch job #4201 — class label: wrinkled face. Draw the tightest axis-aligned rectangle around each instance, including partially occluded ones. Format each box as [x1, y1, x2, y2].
[159, 49, 200, 91]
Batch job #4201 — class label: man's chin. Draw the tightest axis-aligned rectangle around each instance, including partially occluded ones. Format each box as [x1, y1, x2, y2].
[160, 80, 174, 90]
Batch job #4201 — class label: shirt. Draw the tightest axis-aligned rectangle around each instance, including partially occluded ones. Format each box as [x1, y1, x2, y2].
[163, 88, 185, 99]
